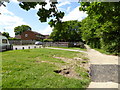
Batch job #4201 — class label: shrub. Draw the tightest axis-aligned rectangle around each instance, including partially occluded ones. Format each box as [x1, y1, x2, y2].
[43, 39, 53, 42]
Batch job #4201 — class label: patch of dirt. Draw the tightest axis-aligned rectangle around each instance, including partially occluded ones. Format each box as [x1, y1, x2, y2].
[36, 60, 49, 63]
[53, 55, 90, 79]
[54, 68, 81, 79]
[35, 54, 90, 79]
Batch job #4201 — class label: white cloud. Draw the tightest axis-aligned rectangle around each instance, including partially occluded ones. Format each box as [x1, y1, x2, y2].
[57, 1, 71, 7]
[35, 0, 51, 10]
[41, 25, 53, 35]
[66, 6, 71, 13]
[58, 0, 78, 2]
[62, 6, 88, 21]
[35, 1, 71, 11]
[35, 4, 42, 10]
[11, 0, 19, 4]
[0, 6, 29, 37]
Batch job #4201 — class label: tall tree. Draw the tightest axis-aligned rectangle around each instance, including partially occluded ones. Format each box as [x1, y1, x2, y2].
[79, 2, 120, 55]
[80, 17, 101, 48]
[14, 25, 32, 35]
[2, 32, 10, 38]
[19, 1, 64, 27]
[50, 20, 82, 42]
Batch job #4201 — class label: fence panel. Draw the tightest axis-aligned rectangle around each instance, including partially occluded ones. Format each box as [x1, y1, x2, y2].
[9, 40, 36, 45]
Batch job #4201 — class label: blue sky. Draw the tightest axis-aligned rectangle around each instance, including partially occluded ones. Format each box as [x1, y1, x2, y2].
[0, 0, 87, 37]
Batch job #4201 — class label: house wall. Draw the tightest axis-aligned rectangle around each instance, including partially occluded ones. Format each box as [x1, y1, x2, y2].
[21, 31, 37, 40]
[19, 31, 47, 40]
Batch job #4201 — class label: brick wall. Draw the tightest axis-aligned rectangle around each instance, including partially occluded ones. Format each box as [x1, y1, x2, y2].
[21, 31, 37, 40]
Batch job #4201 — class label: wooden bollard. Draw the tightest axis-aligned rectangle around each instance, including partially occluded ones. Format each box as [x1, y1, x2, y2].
[28, 46, 30, 49]
[34, 46, 36, 48]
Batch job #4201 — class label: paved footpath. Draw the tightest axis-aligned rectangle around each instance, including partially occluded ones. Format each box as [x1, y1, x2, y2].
[46, 46, 119, 89]
[85, 45, 119, 89]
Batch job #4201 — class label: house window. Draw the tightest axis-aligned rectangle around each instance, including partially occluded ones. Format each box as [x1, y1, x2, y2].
[25, 34, 28, 37]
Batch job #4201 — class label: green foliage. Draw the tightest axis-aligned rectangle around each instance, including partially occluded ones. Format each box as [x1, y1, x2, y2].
[2, 32, 10, 38]
[80, 2, 120, 23]
[14, 25, 31, 35]
[8, 37, 21, 40]
[80, 17, 101, 49]
[43, 39, 53, 42]
[50, 20, 83, 42]
[80, 2, 120, 55]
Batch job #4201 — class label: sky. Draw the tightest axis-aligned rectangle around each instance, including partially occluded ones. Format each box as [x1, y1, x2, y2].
[0, 0, 87, 37]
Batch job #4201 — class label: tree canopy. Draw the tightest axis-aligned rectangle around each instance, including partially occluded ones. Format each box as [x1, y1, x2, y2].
[50, 20, 83, 42]
[79, 2, 120, 55]
[19, 1, 64, 27]
[2, 32, 10, 38]
[14, 25, 32, 35]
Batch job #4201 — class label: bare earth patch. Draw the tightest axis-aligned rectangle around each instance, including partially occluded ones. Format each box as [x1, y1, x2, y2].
[34, 54, 90, 80]
[53, 55, 90, 79]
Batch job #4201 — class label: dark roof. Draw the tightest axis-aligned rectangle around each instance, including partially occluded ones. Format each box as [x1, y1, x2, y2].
[27, 30, 44, 35]
[44, 35, 49, 36]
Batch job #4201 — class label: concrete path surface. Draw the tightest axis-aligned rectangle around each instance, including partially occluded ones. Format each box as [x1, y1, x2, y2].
[88, 82, 118, 88]
[85, 45, 119, 89]
[85, 45, 118, 64]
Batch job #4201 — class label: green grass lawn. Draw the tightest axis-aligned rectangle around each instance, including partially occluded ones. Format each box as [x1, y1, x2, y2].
[94, 48, 112, 55]
[2, 48, 90, 88]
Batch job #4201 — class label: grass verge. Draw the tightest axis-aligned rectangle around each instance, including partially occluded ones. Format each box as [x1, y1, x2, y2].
[94, 48, 112, 55]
